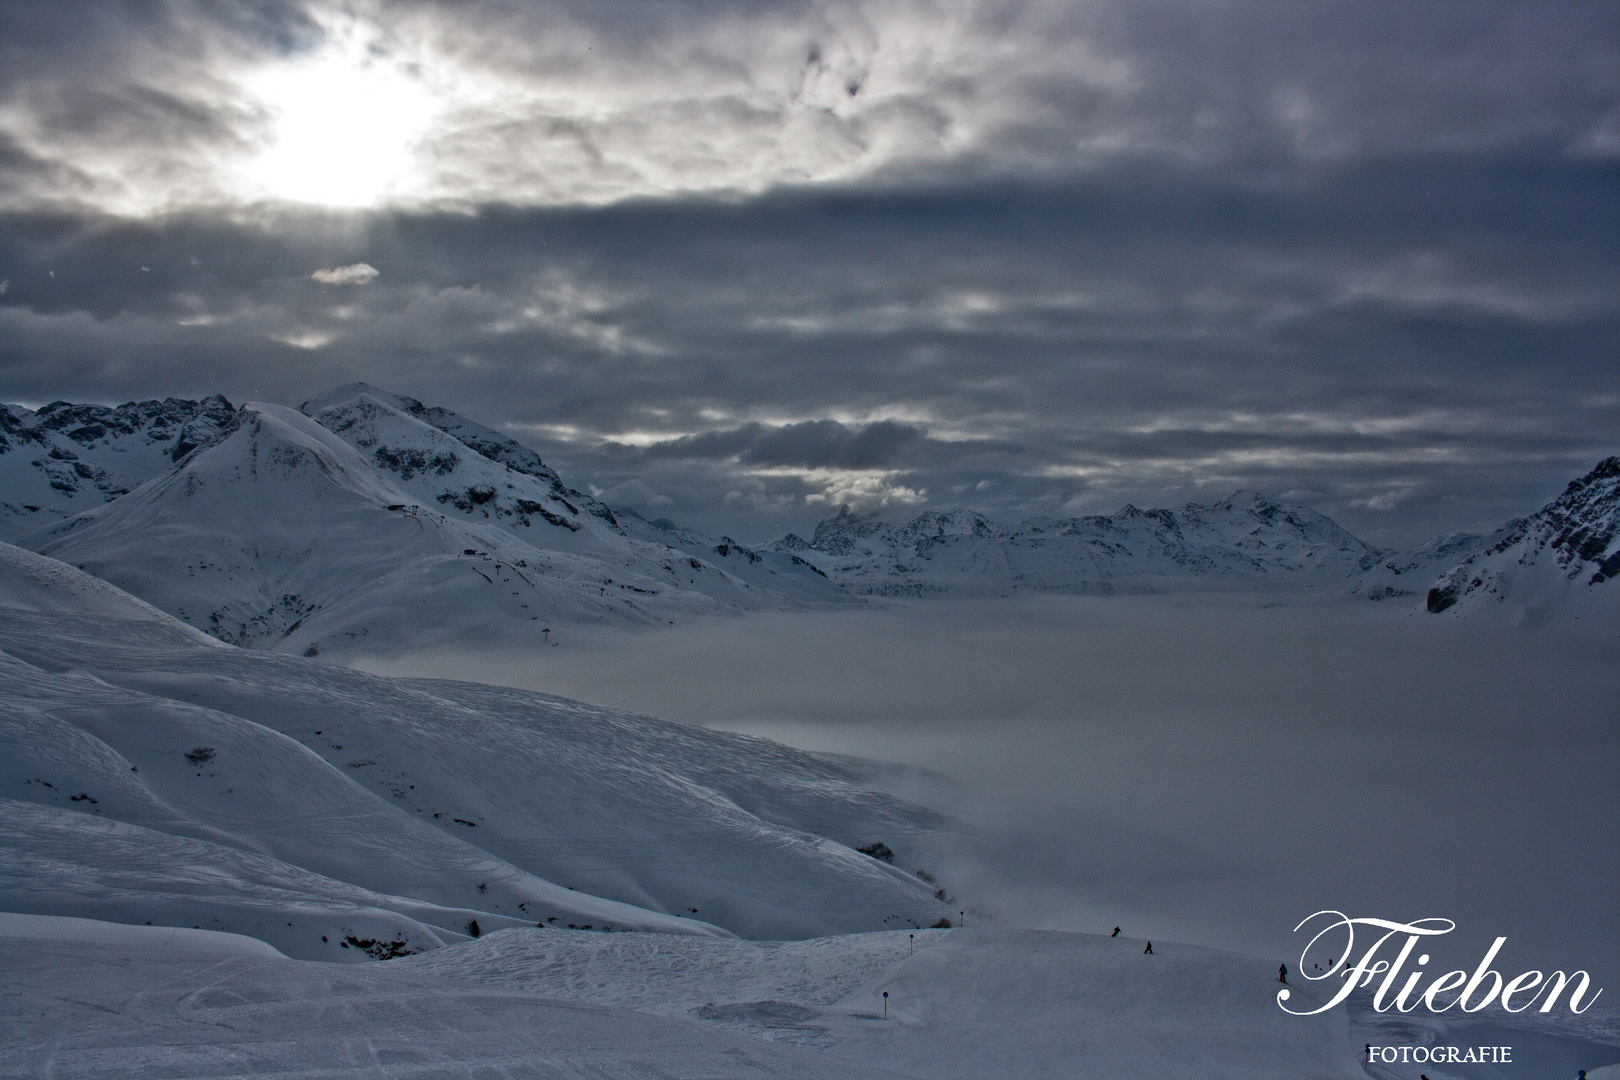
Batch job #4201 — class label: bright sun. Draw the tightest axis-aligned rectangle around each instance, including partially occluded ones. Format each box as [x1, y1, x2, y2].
[236, 34, 441, 208]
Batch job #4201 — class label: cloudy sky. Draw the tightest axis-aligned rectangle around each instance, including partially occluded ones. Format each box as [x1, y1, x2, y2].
[0, 0, 1615, 544]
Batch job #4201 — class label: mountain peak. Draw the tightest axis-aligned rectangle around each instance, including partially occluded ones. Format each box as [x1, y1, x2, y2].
[1211, 489, 1276, 511]
[299, 383, 416, 416]
[1563, 455, 1620, 496]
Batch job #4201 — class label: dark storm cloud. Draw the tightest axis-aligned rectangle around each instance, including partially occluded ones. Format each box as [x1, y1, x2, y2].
[0, 2, 1616, 543]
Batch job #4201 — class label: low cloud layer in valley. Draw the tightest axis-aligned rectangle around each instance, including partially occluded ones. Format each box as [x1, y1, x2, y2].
[355, 595, 1620, 986]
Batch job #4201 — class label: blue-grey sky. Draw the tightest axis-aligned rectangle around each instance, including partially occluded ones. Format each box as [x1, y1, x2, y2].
[0, 0, 1615, 545]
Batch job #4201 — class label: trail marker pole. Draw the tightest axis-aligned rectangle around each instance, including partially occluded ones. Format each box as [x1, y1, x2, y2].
[882, 991, 888, 1019]
[909, 933, 914, 955]
[959, 910, 964, 928]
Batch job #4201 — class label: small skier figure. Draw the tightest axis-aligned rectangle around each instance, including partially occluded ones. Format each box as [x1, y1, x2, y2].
[1144, 941, 1153, 954]
[1111, 927, 1121, 937]
[1278, 964, 1287, 984]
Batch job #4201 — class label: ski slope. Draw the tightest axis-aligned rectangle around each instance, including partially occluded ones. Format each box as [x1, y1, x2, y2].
[0, 928, 892, 1080]
[8, 918, 1615, 1078]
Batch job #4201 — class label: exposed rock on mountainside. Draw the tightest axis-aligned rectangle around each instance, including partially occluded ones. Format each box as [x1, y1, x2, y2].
[1426, 457, 1620, 621]
[301, 384, 624, 531]
[0, 395, 236, 539]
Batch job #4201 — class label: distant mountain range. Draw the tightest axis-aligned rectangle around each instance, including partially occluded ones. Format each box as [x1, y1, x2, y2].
[775, 463, 1617, 623]
[773, 496, 1462, 600]
[2, 385, 1614, 637]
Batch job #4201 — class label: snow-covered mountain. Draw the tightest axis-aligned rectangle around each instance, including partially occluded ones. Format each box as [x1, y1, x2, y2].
[19, 389, 845, 655]
[0, 395, 235, 540]
[1425, 456, 1620, 622]
[617, 507, 842, 602]
[0, 541, 953, 950]
[774, 495, 1461, 599]
[307, 384, 847, 609]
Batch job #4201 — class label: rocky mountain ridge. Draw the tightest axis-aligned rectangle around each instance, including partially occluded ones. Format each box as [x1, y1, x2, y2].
[0, 395, 236, 539]
[1425, 456, 1619, 620]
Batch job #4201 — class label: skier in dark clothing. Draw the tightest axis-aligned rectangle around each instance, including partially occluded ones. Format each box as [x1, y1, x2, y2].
[1144, 942, 1153, 954]
[1111, 927, 1121, 937]
[1278, 964, 1287, 984]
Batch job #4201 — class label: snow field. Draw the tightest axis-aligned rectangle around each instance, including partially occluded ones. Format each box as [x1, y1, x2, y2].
[0, 933, 895, 1080]
[405, 926, 1367, 1079]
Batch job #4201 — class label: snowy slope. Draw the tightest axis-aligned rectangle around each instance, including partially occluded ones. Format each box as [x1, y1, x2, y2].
[0, 395, 235, 540]
[0, 932, 898, 1080]
[1425, 457, 1620, 623]
[0, 542, 953, 947]
[10, 921, 1616, 1079]
[777, 496, 1412, 598]
[1348, 529, 1488, 603]
[407, 926, 1620, 1079]
[405, 927, 1373, 1079]
[0, 910, 285, 956]
[0, 538, 214, 627]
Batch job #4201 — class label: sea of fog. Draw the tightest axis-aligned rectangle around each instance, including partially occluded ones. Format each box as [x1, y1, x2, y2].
[353, 594, 1620, 994]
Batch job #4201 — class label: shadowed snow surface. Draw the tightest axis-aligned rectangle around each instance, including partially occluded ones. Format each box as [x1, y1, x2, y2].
[0, 542, 952, 949]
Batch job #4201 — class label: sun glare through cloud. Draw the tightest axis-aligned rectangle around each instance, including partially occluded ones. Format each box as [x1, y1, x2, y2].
[234, 23, 444, 208]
